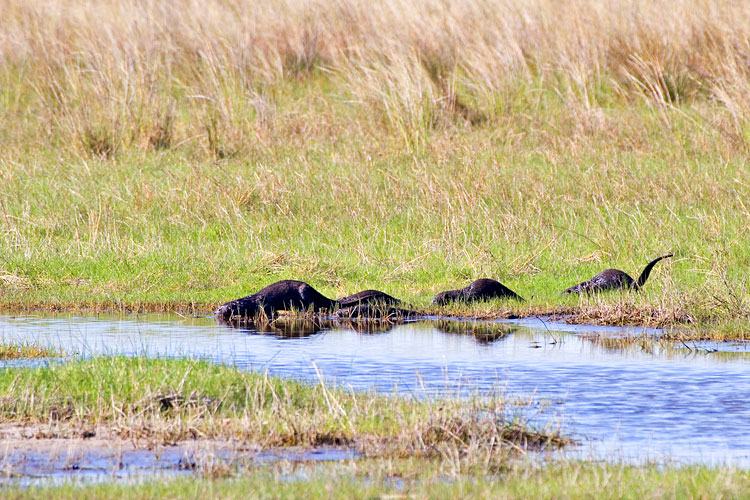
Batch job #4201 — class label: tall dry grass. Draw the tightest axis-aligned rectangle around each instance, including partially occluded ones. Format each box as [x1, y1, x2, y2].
[2, 0, 750, 331]
[1, 0, 750, 155]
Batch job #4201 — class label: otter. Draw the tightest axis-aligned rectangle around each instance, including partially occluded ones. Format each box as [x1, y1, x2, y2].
[562, 254, 673, 294]
[335, 289, 402, 308]
[215, 280, 336, 322]
[431, 278, 524, 305]
[334, 289, 415, 319]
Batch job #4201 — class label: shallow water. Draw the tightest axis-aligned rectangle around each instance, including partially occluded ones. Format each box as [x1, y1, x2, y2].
[0, 441, 355, 487]
[1, 314, 749, 471]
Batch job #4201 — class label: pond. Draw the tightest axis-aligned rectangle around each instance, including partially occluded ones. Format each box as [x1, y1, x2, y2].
[1, 313, 749, 475]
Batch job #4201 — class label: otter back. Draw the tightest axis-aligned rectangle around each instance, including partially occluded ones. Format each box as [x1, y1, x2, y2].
[432, 278, 524, 305]
[336, 289, 401, 308]
[216, 280, 336, 322]
[563, 255, 673, 294]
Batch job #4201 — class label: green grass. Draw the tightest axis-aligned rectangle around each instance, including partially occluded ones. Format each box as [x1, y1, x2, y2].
[1, 92, 747, 337]
[2, 0, 750, 338]
[3, 461, 749, 499]
[1, 2, 748, 495]
[0, 356, 565, 461]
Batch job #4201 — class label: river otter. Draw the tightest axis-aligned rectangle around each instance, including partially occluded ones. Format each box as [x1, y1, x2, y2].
[335, 289, 402, 308]
[215, 280, 336, 322]
[431, 278, 524, 305]
[562, 254, 673, 294]
[334, 289, 416, 319]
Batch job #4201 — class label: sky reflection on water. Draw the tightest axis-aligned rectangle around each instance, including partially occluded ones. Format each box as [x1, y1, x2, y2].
[1, 314, 749, 467]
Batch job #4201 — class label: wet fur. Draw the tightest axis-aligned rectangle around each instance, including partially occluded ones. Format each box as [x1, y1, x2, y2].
[336, 290, 401, 308]
[215, 280, 336, 321]
[431, 278, 524, 305]
[333, 289, 416, 320]
[563, 254, 673, 294]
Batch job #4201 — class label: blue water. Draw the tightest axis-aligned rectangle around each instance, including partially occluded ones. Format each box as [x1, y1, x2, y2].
[1, 314, 749, 469]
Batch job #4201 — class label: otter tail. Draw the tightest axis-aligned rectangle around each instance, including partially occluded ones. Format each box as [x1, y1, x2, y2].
[635, 254, 673, 289]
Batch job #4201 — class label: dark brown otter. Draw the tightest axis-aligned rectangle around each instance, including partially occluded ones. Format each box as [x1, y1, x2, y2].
[562, 254, 673, 294]
[431, 278, 524, 305]
[215, 280, 336, 322]
[335, 289, 402, 308]
[334, 289, 416, 319]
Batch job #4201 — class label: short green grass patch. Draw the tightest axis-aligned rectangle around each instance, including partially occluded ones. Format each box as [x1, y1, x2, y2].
[0, 356, 568, 467]
[2, 460, 748, 499]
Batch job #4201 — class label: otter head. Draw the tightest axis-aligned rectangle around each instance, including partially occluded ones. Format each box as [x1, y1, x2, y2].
[215, 303, 235, 322]
[215, 298, 261, 323]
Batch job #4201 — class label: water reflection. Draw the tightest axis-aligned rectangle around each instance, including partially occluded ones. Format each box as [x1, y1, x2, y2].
[1, 314, 749, 467]
[0, 441, 355, 487]
[430, 320, 517, 344]
[241, 317, 401, 337]
[225, 317, 518, 344]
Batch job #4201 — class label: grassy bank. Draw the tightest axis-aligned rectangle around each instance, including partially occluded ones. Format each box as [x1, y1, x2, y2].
[0, 341, 60, 360]
[4, 461, 749, 499]
[0, 356, 564, 465]
[1, 0, 750, 336]
[0, 359, 746, 497]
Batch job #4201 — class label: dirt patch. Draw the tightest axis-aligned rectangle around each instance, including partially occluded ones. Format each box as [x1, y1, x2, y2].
[0, 423, 234, 452]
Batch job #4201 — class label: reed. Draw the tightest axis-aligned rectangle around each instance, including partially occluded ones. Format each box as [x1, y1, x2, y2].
[0, 341, 60, 360]
[2, 0, 750, 155]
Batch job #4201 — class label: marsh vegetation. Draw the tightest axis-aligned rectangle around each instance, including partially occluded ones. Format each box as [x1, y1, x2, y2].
[3, 461, 750, 499]
[0, 356, 567, 470]
[0, 341, 60, 360]
[0, 0, 749, 337]
[1, 0, 750, 494]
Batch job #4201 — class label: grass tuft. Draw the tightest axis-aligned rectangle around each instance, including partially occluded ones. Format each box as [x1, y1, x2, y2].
[0, 341, 60, 360]
[0, 356, 568, 469]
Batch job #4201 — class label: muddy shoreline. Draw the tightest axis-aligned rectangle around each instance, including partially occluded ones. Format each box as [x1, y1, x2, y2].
[0, 424, 356, 483]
